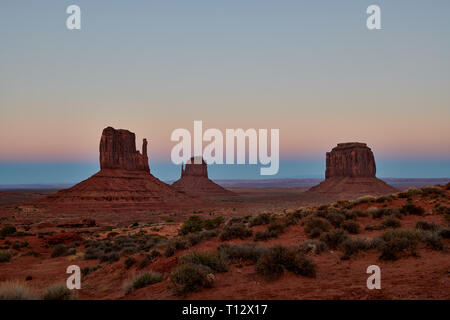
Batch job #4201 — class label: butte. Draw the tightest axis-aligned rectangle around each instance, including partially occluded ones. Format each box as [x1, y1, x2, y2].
[306, 142, 397, 200]
[172, 157, 235, 198]
[37, 127, 199, 210]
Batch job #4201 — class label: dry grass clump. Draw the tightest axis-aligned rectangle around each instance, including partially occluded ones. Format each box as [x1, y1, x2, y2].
[0, 281, 36, 300]
[180, 251, 228, 273]
[382, 216, 402, 229]
[342, 220, 361, 234]
[41, 284, 76, 300]
[124, 272, 163, 293]
[0, 250, 13, 263]
[304, 217, 332, 238]
[170, 263, 215, 296]
[219, 221, 252, 241]
[217, 243, 267, 263]
[298, 240, 327, 255]
[320, 229, 349, 250]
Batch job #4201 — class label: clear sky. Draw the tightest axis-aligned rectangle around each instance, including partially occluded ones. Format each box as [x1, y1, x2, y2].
[1, 1, 449, 184]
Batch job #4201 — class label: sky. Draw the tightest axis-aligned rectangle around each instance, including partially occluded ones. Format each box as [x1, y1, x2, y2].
[1, 1, 449, 184]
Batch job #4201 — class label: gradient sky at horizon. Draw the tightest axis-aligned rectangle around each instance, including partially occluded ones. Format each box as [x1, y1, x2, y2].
[1, 1, 449, 183]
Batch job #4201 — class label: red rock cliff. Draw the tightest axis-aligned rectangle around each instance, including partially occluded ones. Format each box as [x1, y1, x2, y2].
[181, 157, 208, 178]
[325, 142, 376, 179]
[99, 127, 149, 172]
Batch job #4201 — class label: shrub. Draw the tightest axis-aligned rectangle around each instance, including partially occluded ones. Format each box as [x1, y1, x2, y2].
[378, 229, 422, 260]
[164, 238, 188, 257]
[217, 243, 266, 263]
[219, 222, 252, 241]
[180, 251, 228, 272]
[304, 217, 332, 238]
[341, 238, 376, 258]
[298, 240, 327, 255]
[124, 257, 137, 269]
[0, 225, 17, 238]
[398, 187, 422, 198]
[81, 264, 102, 276]
[342, 221, 360, 234]
[421, 186, 445, 197]
[356, 195, 376, 204]
[0, 251, 13, 263]
[323, 212, 345, 228]
[179, 216, 224, 235]
[382, 216, 401, 229]
[415, 221, 439, 231]
[202, 217, 225, 230]
[170, 263, 213, 295]
[0, 281, 36, 300]
[320, 229, 349, 250]
[255, 246, 316, 279]
[400, 203, 425, 216]
[51, 244, 73, 258]
[124, 272, 163, 293]
[41, 284, 76, 300]
[352, 209, 368, 217]
[253, 220, 286, 241]
[99, 252, 120, 264]
[439, 228, 450, 239]
[421, 231, 444, 250]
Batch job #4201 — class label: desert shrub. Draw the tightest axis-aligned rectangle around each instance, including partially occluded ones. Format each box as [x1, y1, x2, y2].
[11, 241, 30, 250]
[323, 212, 345, 228]
[433, 204, 450, 215]
[51, 244, 74, 258]
[439, 228, 450, 239]
[320, 229, 348, 250]
[219, 222, 252, 241]
[398, 187, 422, 198]
[0, 281, 36, 300]
[180, 251, 228, 272]
[341, 238, 375, 258]
[298, 240, 327, 255]
[179, 216, 224, 235]
[217, 243, 266, 263]
[382, 216, 401, 229]
[255, 245, 316, 279]
[170, 263, 213, 295]
[0, 225, 17, 238]
[41, 284, 76, 300]
[0, 251, 13, 263]
[400, 203, 425, 216]
[375, 195, 394, 203]
[378, 229, 422, 260]
[84, 248, 102, 260]
[282, 213, 300, 227]
[186, 229, 219, 246]
[369, 207, 400, 219]
[21, 250, 40, 258]
[164, 238, 188, 257]
[124, 257, 137, 269]
[365, 224, 385, 231]
[342, 221, 360, 234]
[356, 195, 376, 204]
[343, 210, 358, 220]
[352, 209, 368, 217]
[99, 252, 120, 264]
[81, 264, 102, 276]
[421, 186, 445, 197]
[304, 217, 332, 238]
[415, 221, 439, 231]
[253, 220, 286, 241]
[124, 272, 163, 293]
[421, 231, 444, 250]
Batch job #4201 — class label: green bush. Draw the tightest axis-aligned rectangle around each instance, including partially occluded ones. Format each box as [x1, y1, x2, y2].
[378, 229, 421, 260]
[304, 217, 332, 238]
[255, 245, 316, 279]
[124, 272, 163, 293]
[382, 216, 401, 229]
[219, 222, 252, 241]
[179, 216, 224, 235]
[415, 221, 439, 231]
[170, 263, 213, 295]
[0, 225, 17, 238]
[180, 251, 228, 272]
[400, 203, 425, 216]
[320, 229, 348, 250]
[217, 243, 267, 263]
[342, 221, 360, 234]
[0, 251, 13, 263]
[41, 284, 76, 300]
[298, 240, 327, 255]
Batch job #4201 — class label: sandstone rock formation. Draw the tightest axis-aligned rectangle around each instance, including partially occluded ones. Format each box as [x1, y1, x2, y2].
[172, 157, 235, 197]
[100, 127, 149, 172]
[308, 142, 397, 199]
[39, 127, 198, 210]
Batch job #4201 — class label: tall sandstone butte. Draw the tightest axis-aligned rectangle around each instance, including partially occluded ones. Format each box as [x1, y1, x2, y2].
[172, 157, 235, 197]
[100, 126, 149, 172]
[308, 142, 396, 199]
[39, 127, 197, 210]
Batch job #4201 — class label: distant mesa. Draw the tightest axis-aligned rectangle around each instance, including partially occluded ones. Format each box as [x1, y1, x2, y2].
[38, 127, 197, 209]
[172, 157, 236, 197]
[307, 142, 397, 199]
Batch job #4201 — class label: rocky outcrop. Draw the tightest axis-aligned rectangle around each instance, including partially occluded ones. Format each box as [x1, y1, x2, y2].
[38, 127, 199, 210]
[326, 143, 376, 178]
[307, 142, 397, 200]
[173, 157, 235, 197]
[100, 127, 149, 172]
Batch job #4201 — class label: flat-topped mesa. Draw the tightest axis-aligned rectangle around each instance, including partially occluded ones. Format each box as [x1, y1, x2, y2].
[99, 126, 149, 172]
[181, 157, 208, 178]
[325, 142, 376, 179]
